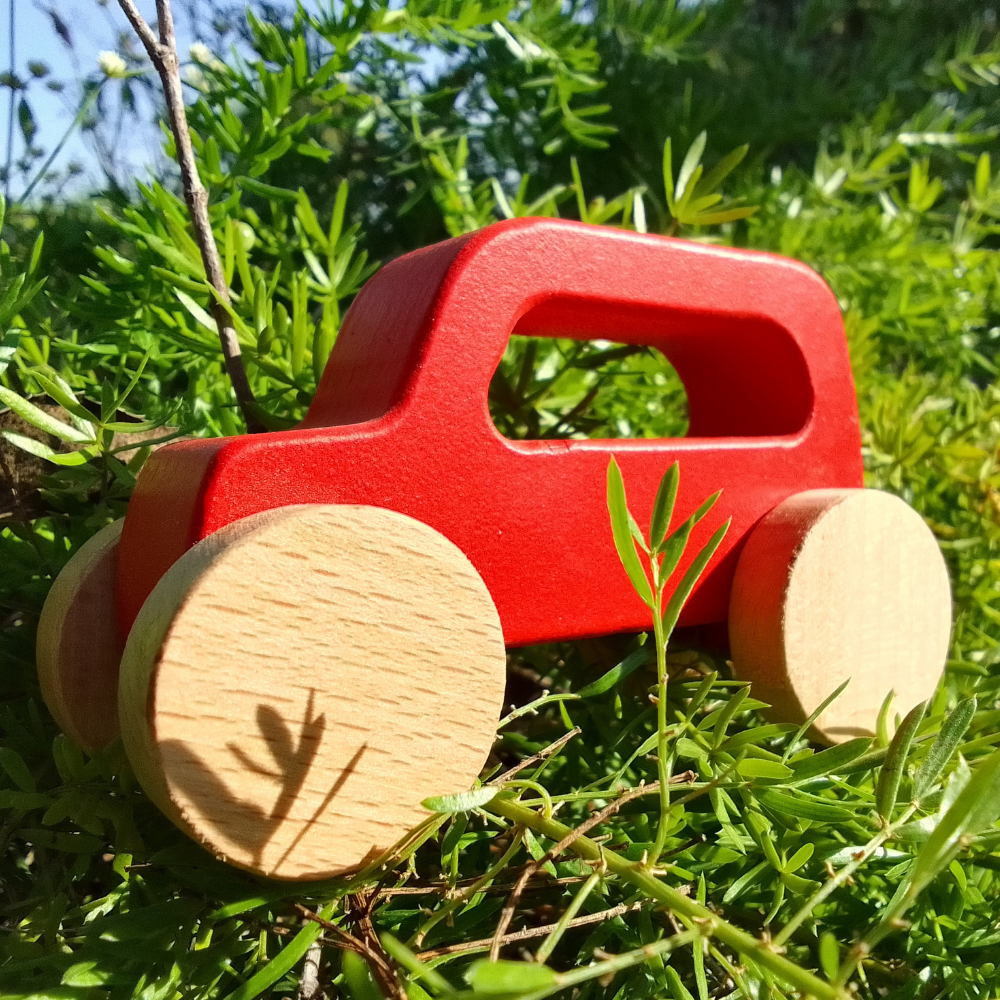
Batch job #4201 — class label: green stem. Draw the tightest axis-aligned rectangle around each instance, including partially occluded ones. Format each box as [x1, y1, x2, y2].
[650, 607, 672, 864]
[534, 870, 601, 963]
[410, 829, 525, 948]
[492, 796, 847, 1000]
[549, 930, 697, 992]
[497, 693, 580, 731]
[774, 803, 917, 947]
[832, 821, 925, 987]
[15, 82, 102, 208]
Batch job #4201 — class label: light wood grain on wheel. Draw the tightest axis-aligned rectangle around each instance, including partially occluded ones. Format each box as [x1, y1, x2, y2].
[118, 504, 506, 881]
[37, 519, 124, 751]
[729, 489, 952, 742]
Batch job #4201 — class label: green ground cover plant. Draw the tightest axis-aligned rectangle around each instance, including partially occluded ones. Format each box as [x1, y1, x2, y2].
[6, 1, 1000, 998]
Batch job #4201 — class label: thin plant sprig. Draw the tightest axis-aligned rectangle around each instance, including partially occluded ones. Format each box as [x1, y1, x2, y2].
[606, 457, 730, 866]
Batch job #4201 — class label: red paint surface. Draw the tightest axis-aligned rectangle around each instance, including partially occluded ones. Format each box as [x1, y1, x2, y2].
[117, 217, 862, 645]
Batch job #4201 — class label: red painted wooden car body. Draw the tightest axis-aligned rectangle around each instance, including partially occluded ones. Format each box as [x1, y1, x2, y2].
[117, 217, 863, 646]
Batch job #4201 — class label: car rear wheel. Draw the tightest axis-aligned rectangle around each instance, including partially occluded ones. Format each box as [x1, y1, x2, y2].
[37, 519, 124, 752]
[728, 488, 951, 743]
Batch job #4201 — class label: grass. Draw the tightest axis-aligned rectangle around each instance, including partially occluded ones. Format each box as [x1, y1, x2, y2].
[3, 520, 1000, 1000]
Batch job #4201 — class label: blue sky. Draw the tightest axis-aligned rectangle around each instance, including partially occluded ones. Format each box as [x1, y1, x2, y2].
[2, 0, 199, 197]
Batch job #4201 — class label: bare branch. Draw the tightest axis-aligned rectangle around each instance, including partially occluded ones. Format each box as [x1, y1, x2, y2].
[114, 0, 161, 60]
[115, 0, 263, 432]
[296, 899, 405, 1000]
[414, 899, 652, 960]
[297, 940, 324, 1000]
[489, 727, 582, 786]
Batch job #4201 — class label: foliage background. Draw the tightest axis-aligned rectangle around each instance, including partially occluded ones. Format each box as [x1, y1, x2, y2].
[5, 1, 1000, 999]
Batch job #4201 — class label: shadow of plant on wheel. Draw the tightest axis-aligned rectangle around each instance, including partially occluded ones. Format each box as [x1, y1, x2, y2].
[157, 689, 366, 872]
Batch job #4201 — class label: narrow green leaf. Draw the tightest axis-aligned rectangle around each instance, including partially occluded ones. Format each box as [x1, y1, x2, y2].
[976, 152, 991, 198]
[713, 685, 749, 748]
[291, 273, 309, 378]
[876, 700, 927, 819]
[789, 738, 873, 782]
[876, 689, 895, 748]
[913, 698, 976, 802]
[0, 328, 20, 376]
[342, 948, 384, 1000]
[819, 932, 839, 980]
[687, 206, 758, 225]
[224, 903, 334, 1000]
[684, 671, 717, 721]
[676, 131, 706, 202]
[422, 787, 497, 813]
[606, 458, 654, 606]
[780, 870, 819, 895]
[663, 137, 674, 212]
[144, 232, 204, 278]
[719, 724, 796, 754]
[661, 517, 730, 635]
[783, 842, 814, 874]
[649, 462, 679, 551]
[785, 678, 852, 757]
[63, 960, 115, 986]
[737, 758, 793, 780]
[758, 789, 862, 823]
[577, 646, 651, 698]
[330, 178, 349, 248]
[659, 491, 722, 581]
[237, 176, 299, 202]
[570, 156, 587, 222]
[692, 890, 708, 1000]
[440, 811, 469, 862]
[296, 188, 328, 249]
[1, 431, 93, 465]
[745, 809, 782, 869]
[0, 790, 49, 809]
[676, 737, 709, 760]
[100, 379, 116, 423]
[0, 747, 35, 792]
[380, 933, 453, 995]
[627, 509, 650, 554]
[0, 385, 92, 442]
[175, 290, 218, 334]
[23, 371, 96, 427]
[675, 163, 704, 216]
[721, 860, 768, 904]
[466, 960, 557, 994]
[697, 144, 749, 196]
[233, 222, 254, 296]
[909, 745, 1000, 896]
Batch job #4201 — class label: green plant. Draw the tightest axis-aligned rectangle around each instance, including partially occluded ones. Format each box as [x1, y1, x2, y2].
[605, 458, 728, 863]
[7, 2, 1000, 999]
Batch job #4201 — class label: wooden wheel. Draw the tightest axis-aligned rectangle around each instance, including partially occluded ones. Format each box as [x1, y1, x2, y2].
[37, 519, 124, 752]
[729, 489, 952, 743]
[118, 504, 506, 881]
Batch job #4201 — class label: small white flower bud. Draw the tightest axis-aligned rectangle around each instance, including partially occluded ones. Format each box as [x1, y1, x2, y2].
[97, 51, 128, 78]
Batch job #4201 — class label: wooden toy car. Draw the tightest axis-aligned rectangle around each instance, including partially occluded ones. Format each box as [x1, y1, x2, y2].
[37, 217, 951, 880]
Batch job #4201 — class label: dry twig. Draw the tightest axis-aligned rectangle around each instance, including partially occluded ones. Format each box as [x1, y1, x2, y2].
[413, 899, 653, 960]
[296, 940, 324, 1000]
[114, 0, 262, 431]
[489, 727, 582, 786]
[296, 899, 404, 1000]
[378, 872, 591, 899]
